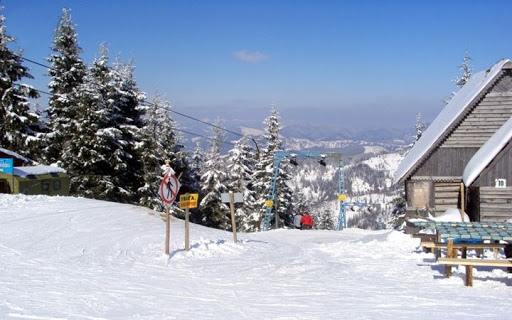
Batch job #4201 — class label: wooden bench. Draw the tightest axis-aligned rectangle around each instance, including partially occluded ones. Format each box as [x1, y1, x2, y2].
[438, 257, 512, 286]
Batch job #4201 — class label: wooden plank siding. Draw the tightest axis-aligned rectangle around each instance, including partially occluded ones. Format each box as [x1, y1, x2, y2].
[478, 187, 512, 221]
[443, 74, 512, 148]
[413, 148, 479, 177]
[434, 182, 461, 215]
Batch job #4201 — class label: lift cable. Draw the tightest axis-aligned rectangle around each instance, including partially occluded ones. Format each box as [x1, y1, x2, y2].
[16, 53, 262, 155]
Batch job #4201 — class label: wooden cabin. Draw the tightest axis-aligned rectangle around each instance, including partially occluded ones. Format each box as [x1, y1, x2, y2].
[394, 59, 512, 219]
[0, 147, 69, 196]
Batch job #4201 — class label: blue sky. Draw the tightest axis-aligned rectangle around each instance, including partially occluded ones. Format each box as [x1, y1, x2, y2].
[4, 0, 512, 131]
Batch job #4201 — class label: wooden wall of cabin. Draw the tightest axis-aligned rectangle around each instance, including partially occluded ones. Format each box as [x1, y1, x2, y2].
[434, 181, 461, 216]
[413, 148, 479, 177]
[476, 187, 512, 221]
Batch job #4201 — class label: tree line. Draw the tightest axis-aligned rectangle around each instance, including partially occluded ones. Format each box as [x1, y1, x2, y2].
[0, 7, 304, 232]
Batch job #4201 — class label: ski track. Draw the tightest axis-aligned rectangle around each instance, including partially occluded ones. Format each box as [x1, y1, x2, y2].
[1, 195, 512, 319]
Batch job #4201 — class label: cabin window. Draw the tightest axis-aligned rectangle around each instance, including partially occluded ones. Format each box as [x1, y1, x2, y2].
[53, 180, 61, 190]
[42, 181, 50, 192]
[406, 180, 433, 210]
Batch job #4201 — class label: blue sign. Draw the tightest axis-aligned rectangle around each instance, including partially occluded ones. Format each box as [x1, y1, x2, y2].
[0, 158, 13, 174]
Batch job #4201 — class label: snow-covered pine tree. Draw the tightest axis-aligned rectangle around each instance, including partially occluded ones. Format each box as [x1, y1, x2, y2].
[443, 52, 473, 105]
[226, 137, 259, 232]
[44, 7, 86, 164]
[191, 142, 204, 173]
[63, 44, 146, 203]
[253, 103, 295, 229]
[199, 119, 229, 229]
[110, 58, 147, 203]
[315, 210, 335, 230]
[62, 44, 113, 199]
[414, 112, 426, 142]
[0, 9, 40, 154]
[453, 52, 472, 88]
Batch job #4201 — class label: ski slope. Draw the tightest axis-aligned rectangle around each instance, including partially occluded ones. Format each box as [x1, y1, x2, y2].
[0, 194, 511, 319]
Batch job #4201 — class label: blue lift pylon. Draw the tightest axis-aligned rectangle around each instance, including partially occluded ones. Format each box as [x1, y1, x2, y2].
[263, 150, 348, 231]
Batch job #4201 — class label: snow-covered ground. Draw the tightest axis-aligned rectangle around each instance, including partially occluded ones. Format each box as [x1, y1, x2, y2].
[1, 194, 511, 319]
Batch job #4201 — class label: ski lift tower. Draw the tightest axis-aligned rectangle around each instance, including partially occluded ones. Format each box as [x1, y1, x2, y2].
[263, 150, 348, 231]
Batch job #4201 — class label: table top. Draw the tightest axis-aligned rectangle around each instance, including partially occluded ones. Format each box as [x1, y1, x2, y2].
[409, 220, 512, 241]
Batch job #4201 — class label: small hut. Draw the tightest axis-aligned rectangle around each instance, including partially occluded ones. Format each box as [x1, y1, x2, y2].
[0, 147, 69, 196]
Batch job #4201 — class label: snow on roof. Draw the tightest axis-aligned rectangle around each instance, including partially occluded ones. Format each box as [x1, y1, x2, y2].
[463, 115, 512, 186]
[0, 147, 31, 163]
[13, 165, 67, 178]
[394, 59, 511, 184]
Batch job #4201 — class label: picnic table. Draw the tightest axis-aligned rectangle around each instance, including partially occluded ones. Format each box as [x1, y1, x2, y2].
[409, 220, 512, 286]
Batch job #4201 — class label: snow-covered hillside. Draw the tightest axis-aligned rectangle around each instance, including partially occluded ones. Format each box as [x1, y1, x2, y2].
[289, 150, 405, 228]
[1, 194, 510, 319]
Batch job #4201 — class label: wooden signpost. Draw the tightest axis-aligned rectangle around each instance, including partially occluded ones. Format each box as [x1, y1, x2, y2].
[221, 191, 243, 243]
[179, 193, 199, 251]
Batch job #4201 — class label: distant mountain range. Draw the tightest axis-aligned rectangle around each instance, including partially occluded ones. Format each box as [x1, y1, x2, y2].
[180, 116, 414, 157]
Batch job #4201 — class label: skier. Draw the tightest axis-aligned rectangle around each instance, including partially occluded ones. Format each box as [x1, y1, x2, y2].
[293, 213, 303, 229]
[300, 212, 314, 230]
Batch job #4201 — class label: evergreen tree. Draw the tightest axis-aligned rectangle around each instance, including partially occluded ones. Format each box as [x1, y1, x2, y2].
[199, 120, 229, 229]
[253, 103, 295, 229]
[444, 52, 473, 105]
[414, 113, 426, 142]
[62, 45, 113, 199]
[0, 9, 40, 154]
[226, 137, 259, 232]
[63, 44, 148, 203]
[111, 58, 147, 203]
[45, 7, 86, 164]
[315, 210, 335, 230]
[453, 52, 472, 88]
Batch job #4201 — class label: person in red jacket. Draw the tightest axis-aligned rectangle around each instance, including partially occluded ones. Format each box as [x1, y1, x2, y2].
[300, 212, 314, 230]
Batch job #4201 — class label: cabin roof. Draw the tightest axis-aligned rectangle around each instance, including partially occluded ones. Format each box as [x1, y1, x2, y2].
[463, 116, 512, 186]
[394, 59, 512, 184]
[12, 165, 67, 178]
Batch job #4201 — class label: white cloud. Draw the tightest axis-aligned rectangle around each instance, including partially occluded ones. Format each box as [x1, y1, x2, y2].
[233, 49, 268, 63]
